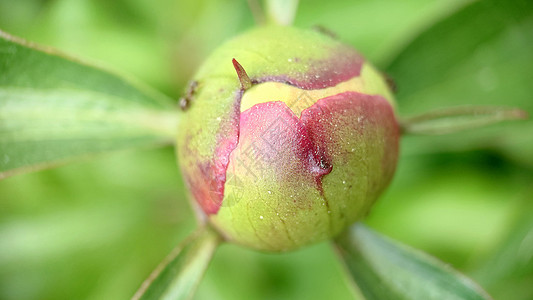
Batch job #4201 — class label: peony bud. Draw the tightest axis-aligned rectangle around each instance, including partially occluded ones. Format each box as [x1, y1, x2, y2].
[177, 26, 399, 252]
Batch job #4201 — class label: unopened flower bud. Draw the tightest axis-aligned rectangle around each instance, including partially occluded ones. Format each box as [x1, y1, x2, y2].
[177, 26, 399, 252]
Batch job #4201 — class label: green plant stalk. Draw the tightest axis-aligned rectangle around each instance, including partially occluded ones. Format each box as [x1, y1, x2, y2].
[400, 106, 528, 135]
[132, 226, 222, 300]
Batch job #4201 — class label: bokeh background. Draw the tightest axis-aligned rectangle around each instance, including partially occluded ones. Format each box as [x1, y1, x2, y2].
[0, 0, 532, 299]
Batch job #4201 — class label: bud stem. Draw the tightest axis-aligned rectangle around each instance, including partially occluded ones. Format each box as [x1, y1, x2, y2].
[400, 106, 529, 135]
[265, 0, 299, 26]
[246, 0, 266, 25]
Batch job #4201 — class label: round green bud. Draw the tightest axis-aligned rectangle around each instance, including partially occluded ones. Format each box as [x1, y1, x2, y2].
[177, 26, 399, 252]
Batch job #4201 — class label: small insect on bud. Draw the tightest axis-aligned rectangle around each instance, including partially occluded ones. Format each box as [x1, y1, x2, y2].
[179, 81, 199, 111]
[177, 26, 399, 252]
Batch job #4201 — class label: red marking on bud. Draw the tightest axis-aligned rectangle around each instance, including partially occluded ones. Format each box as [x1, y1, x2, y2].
[252, 48, 364, 90]
[236, 101, 334, 202]
[232, 58, 252, 90]
[184, 88, 243, 214]
[186, 90, 398, 216]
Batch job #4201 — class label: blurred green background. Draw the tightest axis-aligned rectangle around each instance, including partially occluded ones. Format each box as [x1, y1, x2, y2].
[0, 0, 532, 299]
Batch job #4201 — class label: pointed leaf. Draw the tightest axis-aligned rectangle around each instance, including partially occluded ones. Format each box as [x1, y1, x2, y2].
[0, 31, 180, 179]
[334, 223, 492, 300]
[133, 226, 221, 300]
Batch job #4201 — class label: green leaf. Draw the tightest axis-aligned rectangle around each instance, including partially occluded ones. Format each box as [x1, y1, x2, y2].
[133, 226, 221, 300]
[384, 0, 533, 165]
[265, 0, 299, 26]
[0, 31, 180, 179]
[401, 106, 528, 135]
[334, 223, 492, 300]
[472, 201, 533, 300]
[296, 0, 471, 64]
[385, 0, 533, 100]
